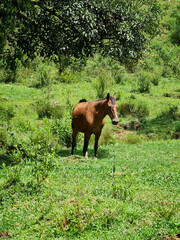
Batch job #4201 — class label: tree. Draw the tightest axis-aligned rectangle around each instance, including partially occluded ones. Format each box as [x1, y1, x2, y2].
[0, 0, 161, 67]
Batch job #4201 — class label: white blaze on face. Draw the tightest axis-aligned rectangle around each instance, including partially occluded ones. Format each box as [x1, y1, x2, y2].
[114, 105, 118, 120]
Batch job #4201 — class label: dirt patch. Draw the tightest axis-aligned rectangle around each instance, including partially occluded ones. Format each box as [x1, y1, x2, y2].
[163, 234, 180, 240]
[0, 232, 11, 238]
[117, 130, 135, 138]
[114, 125, 136, 140]
[163, 93, 180, 99]
[64, 155, 81, 163]
[119, 119, 141, 131]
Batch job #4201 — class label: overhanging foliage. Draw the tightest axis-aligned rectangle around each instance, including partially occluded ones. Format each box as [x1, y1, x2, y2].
[0, 0, 161, 64]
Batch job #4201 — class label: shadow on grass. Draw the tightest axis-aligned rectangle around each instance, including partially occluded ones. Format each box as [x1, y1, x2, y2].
[140, 115, 180, 139]
[0, 153, 15, 168]
[57, 147, 112, 159]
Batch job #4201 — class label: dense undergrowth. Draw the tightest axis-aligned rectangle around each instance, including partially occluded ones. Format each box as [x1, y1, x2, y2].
[0, 0, 180, 239]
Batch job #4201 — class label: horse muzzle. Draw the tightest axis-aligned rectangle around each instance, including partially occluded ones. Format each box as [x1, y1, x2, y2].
[112, 119, 119, 125]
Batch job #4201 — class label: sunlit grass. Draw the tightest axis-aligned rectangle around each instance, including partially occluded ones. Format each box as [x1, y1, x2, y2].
[0, 141, 179, 239]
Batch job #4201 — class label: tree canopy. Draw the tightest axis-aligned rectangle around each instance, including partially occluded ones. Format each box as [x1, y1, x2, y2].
[0, 0, 161, 65]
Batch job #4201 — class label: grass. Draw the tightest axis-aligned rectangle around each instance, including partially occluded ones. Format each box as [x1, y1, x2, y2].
[0, 141, 179, 239]
[0, 76, 180, 239]
[0, 0, 180, 235]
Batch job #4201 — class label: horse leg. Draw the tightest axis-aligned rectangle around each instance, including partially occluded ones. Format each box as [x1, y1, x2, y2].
[94, 131, 101, 158]
[83, 133, 91, 158]
[71, 129, 78, 155]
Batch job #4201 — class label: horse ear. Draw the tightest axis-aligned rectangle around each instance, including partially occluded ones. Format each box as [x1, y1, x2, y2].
[113, 94, 116, 100]
[107, 93, 110, 101]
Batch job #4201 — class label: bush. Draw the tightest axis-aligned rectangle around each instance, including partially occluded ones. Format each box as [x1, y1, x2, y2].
[33, 62, 51, 88]
[169, 6, 180, 45]
[151, 41, 180, 77]
[35, 100, 64, 119]
[137, 72, 151, 93]
[123, 133, 142, 144]
[52, 116, 72, 147]
[93, 68, 114, 98]
[27, 61, 58, 88]
[160, 105, 179, 120]
[59, 68, 78, 83]
[0, 128, 8, 148]
[116, 90, 121, 101]
[112, 65, 126, 84]
[99, 128, 115, 145]
[119, 101, 149, 118]
[151, 70, 161, 86]
[0, 105, 15, 123]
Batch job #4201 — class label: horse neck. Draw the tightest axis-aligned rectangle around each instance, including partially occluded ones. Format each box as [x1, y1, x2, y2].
[94, 99, 108, 120]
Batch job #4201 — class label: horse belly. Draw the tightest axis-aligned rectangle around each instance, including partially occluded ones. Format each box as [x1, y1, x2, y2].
[72, 117, 103, 134]
[91, 119, 105, 134]
[72, 114, 88, 132]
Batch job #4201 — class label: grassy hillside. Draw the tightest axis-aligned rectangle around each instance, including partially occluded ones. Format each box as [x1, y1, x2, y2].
[0, 0, 180, 239]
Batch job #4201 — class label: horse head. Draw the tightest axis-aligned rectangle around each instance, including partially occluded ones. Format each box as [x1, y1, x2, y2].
[106, 93, 119, 125]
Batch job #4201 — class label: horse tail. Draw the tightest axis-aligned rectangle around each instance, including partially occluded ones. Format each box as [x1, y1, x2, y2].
[79, 99, 87, 103]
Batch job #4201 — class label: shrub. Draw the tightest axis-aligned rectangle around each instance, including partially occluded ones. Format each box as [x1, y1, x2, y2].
[0, 128, 7, 148]
[151, 70, 161, 86]
[116, 90, 121, 101]
[99, 128, 115, 145]
[160, 105, 179, 120]
[0, 105, 15, 123]
[169, 6, 180, 45]
[2, 165, 21, 188]
[112, 65, 126, 84]
[151, 41, 180, 77]
[35, 100, 64, 119]
[59, 68, 78, 83]
[123, 133, 142, 144]
[93, 68, 114, 98]
[119, 101, 149, 118]
[30, 61, 58, 88]
[52, 116, 72, 147]
[137, 72, 151, 93]
[85, 54, 111, 77]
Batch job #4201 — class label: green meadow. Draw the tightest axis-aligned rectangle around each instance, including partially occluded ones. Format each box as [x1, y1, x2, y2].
[0, 0, 180, 239]
[0, 71, 180, 239]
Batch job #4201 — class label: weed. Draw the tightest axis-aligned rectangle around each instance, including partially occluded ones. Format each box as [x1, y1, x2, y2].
[112, 169, 136, 200]
[160, 105, 179, 120]
[31, 61, 55, 88]
[93, 68, 113, 98]
[112, 66, 126, 84]
[119, 101, 149, 118]
[35, 100, 64, 119]
[2, 164, 21, 189]
[151, 71, 161, 86]
[31, 150, 55, 187]
[99, 128, 115, 145]
[59, 68, 78, 83]
[137, 71, 151, 93]
[52, 116, 72, 147]
[123, 133, 142, 144]
[0, 105, 15, 123]
[116, 90, 121, 100]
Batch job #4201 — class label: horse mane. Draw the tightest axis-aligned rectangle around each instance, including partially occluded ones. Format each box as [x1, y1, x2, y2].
[93, 96, 115, 104]
[93, 97, 106, 102]
[79, 96, 115, 104]
[79, 98, 87, 103]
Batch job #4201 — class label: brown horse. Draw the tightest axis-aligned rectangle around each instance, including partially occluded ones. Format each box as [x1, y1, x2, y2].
[71, 93, 118, 158]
